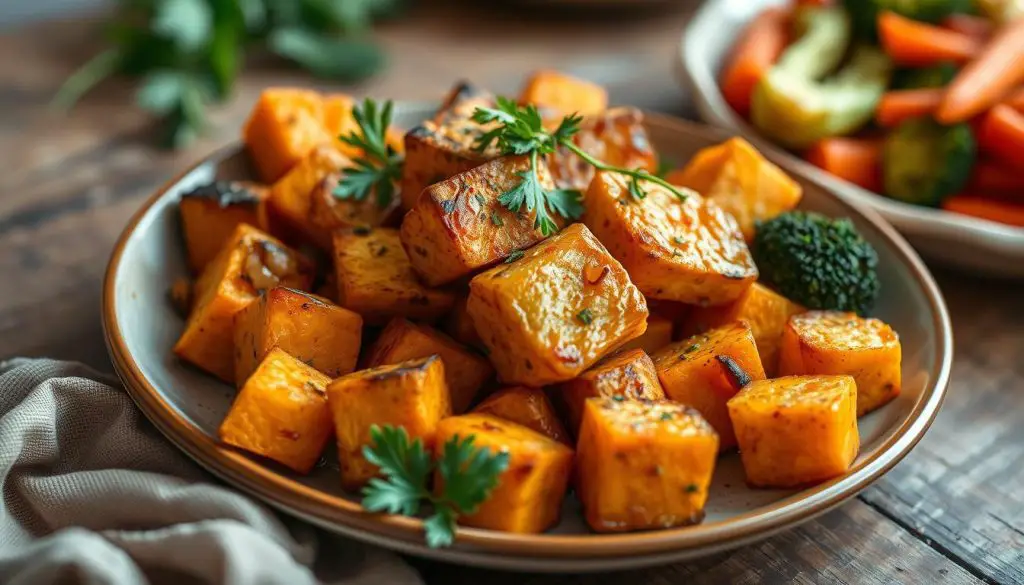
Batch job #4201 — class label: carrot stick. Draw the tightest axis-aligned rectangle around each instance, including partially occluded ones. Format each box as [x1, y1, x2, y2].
[937, 18, 1024, 123]
[875, 89, 944, 127]
[941, 14, 994, 41]
[942, 194, 1024, 227]
[966, 159, 1024, 198]
[1003, 87, 1024, 112]
[720, 7, 790, 118]
[804, 138, 883, 192]
[977, 104, 1024, 168]
[878, 11, 983, 67]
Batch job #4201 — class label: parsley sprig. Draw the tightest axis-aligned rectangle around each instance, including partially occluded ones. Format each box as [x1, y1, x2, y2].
[472, 97, 688, 236]
[362, 425, 509, 548]
[333, 99, 402, 208]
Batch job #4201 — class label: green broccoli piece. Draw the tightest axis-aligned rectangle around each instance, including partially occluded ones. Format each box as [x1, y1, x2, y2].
[891, 62, 959, 89]
[882, 117, 976, 207]
[753, 211, 880, 316]
[844, 0, 973, 40]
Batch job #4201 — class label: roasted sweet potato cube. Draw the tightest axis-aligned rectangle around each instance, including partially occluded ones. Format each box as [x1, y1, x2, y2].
[179, 181, 268, 273]
[685, 283, 805, 376]
[472, 386, 570, 444]
[728, 375, 859, 488]
[332, 228, 457, 325]
[519, 70, 608, 117]
[443, 296, 484, 350]
[548, 107, 657, 191]
[778, 311, 901, 416]
[558, 348, 665, 436]
[219, 348, 333, 473]
[468, 223, 649, 386]
[434, 414, 573, 533]
[174, 224, 313, 381]
[652, 322, 766, 450]
[243, 88, 335, 183]
[576, 398, 718, 532]
[616, 314, 674, 354]
[233, 287, 362, 386]
[326, 356, 451, 489]
[401, 155, 560, 286]
[584, 171, 758, 306]
[667, 137, 801, 240]
[365, 318, 492, 413]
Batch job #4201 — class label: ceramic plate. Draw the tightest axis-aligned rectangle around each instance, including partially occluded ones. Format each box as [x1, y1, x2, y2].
[103, 103, 952, 572]
[678, 0, 1024, 278]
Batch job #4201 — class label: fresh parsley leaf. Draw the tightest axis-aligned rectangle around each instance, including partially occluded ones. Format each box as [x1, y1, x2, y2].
[361, 425, 431, 516]
[423, 506, 457, 549]
[334, 99, 403, 208]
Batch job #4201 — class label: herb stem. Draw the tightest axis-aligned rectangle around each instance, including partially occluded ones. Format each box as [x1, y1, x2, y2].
[51, 49, 121, 111]
[562, 141, 688, 201]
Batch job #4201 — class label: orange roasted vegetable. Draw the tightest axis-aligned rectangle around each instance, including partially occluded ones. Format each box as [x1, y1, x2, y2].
[327, 356, 451, 489]
[443, 296, 484, 350]
[233, 287, 362, 386]
[174, 224, 313, 382]
[548, 107, 658, 191]
[584, 171, 758, 306]
[365, 318, 493, 414]
[433, 414, 573, 533]
[727, 375, 859, 488]
[615, 313, 674, 355]
[332, 227, 457, 325]
[472, 386, 571, 445]
[179, 181, 269, 273]
[219, 347, 333, 473]
[557, 348, 666, 437]
[652, 322, 766, 450]
[576, 398, 719, 532]
[778, 311, 901, 416]
[243, 88, 336, 183]
[519, 70, 608, 117]
[467, 223, 649, 386]
[400, 156, 559, 286]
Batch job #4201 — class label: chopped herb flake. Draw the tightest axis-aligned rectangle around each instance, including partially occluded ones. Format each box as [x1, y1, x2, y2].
[353, 226, 371, 236]
[505, 250, 524, 263]
[611, 394, 625, 402]
[440, 200, 457, 214]
[473, 193, 486, 206]
[576, 308, 594, 325]
[660, 412, 673, 421]
[684, 483, 700, 494]
[490, 212, 504, 226]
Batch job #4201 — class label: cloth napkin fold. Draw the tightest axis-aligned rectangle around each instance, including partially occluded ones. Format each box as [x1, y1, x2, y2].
[0, 358, 423, 585]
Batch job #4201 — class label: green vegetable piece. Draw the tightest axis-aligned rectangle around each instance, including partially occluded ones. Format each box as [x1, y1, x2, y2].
[882, 117, 976, 207]
[891, 62, 959, 90]
[753, 211, 880, 316]
[844, 0, 973, 40]
[775, 6, 852, 80]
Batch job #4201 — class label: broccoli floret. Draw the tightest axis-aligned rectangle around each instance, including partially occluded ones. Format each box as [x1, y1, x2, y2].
[882, 117, 976, 207]
[845, 0, 973, 39]
[753, 211, 880, 316]
[891, 62, 959, 89]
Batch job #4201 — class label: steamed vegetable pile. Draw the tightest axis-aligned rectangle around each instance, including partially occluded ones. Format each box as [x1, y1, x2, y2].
[720, 0, 1024, 228]
[171, 70, 902, 547]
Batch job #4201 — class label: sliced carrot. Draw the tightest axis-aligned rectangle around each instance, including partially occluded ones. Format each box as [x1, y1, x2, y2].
[942, 194, 1024, 227]
[966, 159, 1024, 198]
[941, 14, 993, 41]
[878, 12, 983, 67]
[804, 138, 883, 193]
[1003, 87, 1024, 112]
[720, 7, 790, 118]
[977, 104, 1024, 169]
[937, 18, 1024, 123]
[875, 89, 944, 127]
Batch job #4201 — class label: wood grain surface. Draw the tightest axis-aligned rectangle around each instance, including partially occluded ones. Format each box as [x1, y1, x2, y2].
[0, 2, 1020, 583]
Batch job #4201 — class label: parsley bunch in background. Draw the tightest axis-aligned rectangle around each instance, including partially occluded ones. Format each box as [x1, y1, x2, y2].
[53, 0, 405, 148]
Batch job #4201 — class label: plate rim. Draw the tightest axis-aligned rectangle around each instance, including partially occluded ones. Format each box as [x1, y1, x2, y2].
[102, 108, 953, 568]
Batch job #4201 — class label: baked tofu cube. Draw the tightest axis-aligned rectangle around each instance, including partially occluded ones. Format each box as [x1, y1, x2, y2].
[616, 313, 674, 355]
[778, 311, 902, 416]
[584, 171, 758, 306]
[179, 181, 268, 273]
[332, 228, 457, 325]
[434, 414, 573, 533]
[443, 296, 484, 350]
[686, 282, 805, 376]
[519, 70, 608, 117]
[233, 287, 363, 386]
[728, 375, 859, 488]
[548, 107, 658, 191]
[174, 224, 313, 382]
[268, 145, 399, 250]
[651, 322, 766, 450]
[666, 137, 802, 240]
[467, 223, 649, 386]
[576, 398, 718, 532]
[400, 155, 560, 286]
[219, 348, 333, 473]
[326, 356, 451, 490]
[472, 386, 571, 445]
[558, 348, 665, 436]
[365, 318, 493, 414]
[243, 88, 335, 183]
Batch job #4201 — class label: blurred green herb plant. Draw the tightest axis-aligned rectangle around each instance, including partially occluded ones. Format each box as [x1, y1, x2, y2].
[53, 0, 404, 148]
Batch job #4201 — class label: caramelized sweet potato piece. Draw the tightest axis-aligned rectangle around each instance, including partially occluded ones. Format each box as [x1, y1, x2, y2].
[652, 322, 766, 450]
[365, 318, 492, 413]
[243, 88, 335, 183]
[467, 223, 648, 386]
[174, 224, 313, 382]
[433, 414, 573, 533]
[179, 181, 269, 273]
[778, 311, 901, 416]
[472, 386, 570, 445]
[584, 171, 758, 306]
[326, 356, 451, 489]
[576, 398, 719, 532]
[727, 375, 859, 488]
[548, 107, 657, 191]
[557, 348, 665, 436]
[519, 70, 608, 117]
[616, 314, 674, 355]
[442, 296, 484, 350]
[332, 228, 457, 325]
[219, 348, 333, 473]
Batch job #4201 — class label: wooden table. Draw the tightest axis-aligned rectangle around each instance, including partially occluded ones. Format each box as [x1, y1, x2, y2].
[1, 3, 1021, 584]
